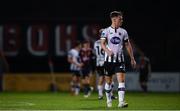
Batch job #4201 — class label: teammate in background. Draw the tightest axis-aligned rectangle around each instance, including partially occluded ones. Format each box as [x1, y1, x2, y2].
[101, 11, 136, 108]
[94, 29, 105, 100]
[138, 54, 151, 92]
[94, 29, 117, 100]
[67, 41, 83, 95]
[86, 41, 95, 79]
[79, 41, 94, 98]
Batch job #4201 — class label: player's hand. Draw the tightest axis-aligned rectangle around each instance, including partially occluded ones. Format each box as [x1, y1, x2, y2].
[78, 63, 84, 68]
[131, 58, 136, 69]
[106, 50, 113, 56]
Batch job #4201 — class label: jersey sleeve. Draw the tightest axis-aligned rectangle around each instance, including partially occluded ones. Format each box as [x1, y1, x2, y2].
[93, 41, 96, 50]
[67, 50, 73, 58]
[100, 28, 107, 40]
[93, 42, 96, 54]
[123, 29, 129, 43]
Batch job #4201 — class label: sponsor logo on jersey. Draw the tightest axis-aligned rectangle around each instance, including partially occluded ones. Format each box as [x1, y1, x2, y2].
[110, 37, 121, 44]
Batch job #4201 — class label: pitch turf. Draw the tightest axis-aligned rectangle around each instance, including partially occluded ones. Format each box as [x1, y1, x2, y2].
[0, 91, 180, 110]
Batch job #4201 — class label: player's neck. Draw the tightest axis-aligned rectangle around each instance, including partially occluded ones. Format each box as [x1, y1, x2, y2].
[75, 47, 80, 51]
[111, 24, 119, 29]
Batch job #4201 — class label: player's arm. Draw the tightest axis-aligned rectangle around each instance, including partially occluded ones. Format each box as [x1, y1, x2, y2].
[67, 51, 73, 63]
[125, 40, 136, 69]
[93, 43, 97, 56]
[67, 52, 83, 67]
[101, 39, 113, 56]
[68, 56, 83, 68]
[91, 48, 96, 63]
[74, 57, 83, 68]
[100, 28, 113, 56]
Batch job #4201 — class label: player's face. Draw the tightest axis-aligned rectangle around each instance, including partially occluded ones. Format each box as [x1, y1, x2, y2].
[76, 43, 81, 50]
[83, 43, 88, 48]
[118, 16, 123, 27]
[112, 15, 123, 27]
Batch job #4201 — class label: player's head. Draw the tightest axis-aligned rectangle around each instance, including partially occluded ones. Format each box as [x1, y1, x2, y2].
[110, 11, 123, 27]
[82, 40, 90, 48]
[73, 41, 81, 49]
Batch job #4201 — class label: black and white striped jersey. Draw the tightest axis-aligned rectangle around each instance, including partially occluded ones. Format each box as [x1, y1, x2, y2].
[101, 26, 129, 63]
[68, 49, 81, 71]
[94, 39, 105, 67]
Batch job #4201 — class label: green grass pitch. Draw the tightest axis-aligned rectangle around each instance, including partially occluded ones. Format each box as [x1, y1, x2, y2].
[0, 91, 180, 110]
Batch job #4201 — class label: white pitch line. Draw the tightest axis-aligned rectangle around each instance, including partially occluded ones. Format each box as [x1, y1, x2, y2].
[0, 101, 35, 107]
[19, 102, 35, 106]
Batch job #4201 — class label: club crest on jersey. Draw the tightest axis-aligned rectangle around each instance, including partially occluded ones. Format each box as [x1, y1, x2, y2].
[110, 37, 121, 44]
[101, 32, 105, 37]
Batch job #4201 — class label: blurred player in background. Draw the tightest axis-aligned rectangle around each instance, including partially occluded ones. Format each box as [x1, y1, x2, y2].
[138, 54, 151, 92]
[67, 41, 83, 95]
[101, 11, 136, 108]
[79, 41, 94, 98]
[129, 39, 151, 92]
[94, 29, 117, 100]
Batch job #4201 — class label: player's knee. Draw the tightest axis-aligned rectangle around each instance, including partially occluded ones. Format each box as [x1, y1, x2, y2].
[105, 83, 112, 91]
[106, 80, 112, 85]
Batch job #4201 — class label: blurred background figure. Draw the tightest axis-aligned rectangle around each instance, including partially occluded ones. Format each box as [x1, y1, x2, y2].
[129, 39, 151, 92]
[138, 54, 151, 92]
[0, 50, 9, 92]
[94, 29, 105, 100]
[79, 41, 94, 98]
[130, 39, 151, 92]
[67, 41, 83, 95]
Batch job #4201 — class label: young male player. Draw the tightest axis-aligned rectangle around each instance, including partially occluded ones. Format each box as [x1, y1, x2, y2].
[101, 11, 136, 108]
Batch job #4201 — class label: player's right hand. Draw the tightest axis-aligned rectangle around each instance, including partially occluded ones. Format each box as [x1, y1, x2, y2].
[106, 50, 113, 56]
[78, 63, 84, 68]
